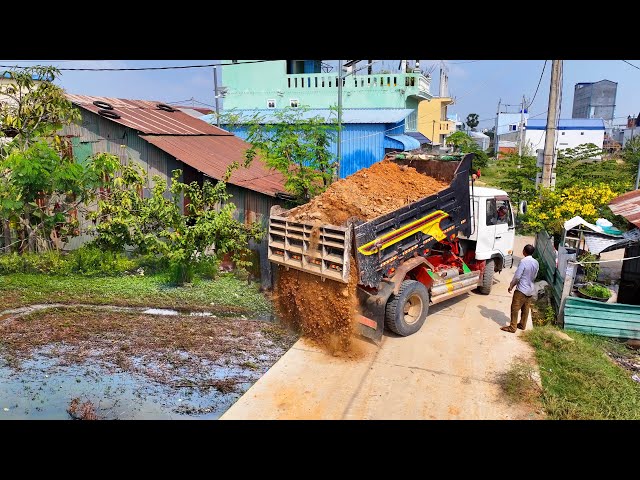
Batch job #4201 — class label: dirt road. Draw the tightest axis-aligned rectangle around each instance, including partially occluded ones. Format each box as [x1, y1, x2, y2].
[220, 236, 542, 420]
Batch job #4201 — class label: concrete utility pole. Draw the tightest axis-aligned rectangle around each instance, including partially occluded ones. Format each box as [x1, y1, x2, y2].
[542, 60, 563, 188]
[336, 59, 343, 180]
[494, 98, 501, 157]
[518, 95, 526, 157]
[213, 66, 220, 128]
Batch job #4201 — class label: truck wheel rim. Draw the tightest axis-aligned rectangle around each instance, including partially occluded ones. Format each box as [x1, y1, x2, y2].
[403, 294, 423, 325]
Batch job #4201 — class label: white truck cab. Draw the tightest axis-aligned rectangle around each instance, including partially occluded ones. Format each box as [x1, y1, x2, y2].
[459, 185, 516, 275]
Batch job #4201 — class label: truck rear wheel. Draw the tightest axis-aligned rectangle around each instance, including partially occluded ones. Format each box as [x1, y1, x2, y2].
[477, 259, 495, 295]
[385, 280, 429, 336]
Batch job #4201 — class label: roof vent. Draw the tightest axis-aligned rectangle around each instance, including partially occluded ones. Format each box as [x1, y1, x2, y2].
[98, 109, 121, 119]
[93, 100, 114, 110]
[156, 103, 177, 112]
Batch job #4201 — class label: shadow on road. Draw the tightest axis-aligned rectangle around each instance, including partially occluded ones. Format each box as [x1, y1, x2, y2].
[477, 304, 510, 326]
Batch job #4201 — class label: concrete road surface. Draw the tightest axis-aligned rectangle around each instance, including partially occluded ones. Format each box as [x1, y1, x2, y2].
[221, 236, 543, 420]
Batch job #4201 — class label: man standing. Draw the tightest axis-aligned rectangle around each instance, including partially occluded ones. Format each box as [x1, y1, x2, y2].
[501, 244, 539, 333]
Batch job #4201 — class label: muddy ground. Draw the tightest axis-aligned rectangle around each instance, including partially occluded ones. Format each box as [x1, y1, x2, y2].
[0, 306, 297, 419]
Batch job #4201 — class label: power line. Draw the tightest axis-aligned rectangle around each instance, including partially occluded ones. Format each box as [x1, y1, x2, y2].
[0, 60, 277, 72]
[622, 60, 640, 70]
[527, 60, 547, 109]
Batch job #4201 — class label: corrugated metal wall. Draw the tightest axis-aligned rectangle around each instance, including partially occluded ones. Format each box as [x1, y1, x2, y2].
[564, 297, 640, 340]
[227, 123, 387, 179]
[62, 111, 274, 251]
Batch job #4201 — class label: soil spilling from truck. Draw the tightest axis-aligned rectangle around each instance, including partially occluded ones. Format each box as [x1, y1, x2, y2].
[274, 159, 450, 354]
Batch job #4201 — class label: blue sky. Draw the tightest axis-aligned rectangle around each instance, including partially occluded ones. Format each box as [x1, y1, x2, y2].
[2, 59, 639, 128]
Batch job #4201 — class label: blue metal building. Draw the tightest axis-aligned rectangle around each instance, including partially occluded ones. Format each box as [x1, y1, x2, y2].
[204, 108, 421, 178]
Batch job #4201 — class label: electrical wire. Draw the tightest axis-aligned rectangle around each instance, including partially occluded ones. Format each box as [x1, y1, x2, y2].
[527, 60, 547, 109]
[0, 60, 278, 72]
[622, 60, 640, 70]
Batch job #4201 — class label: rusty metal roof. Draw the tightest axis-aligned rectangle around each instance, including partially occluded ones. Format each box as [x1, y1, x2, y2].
[143, 135, 286, 197]
[609, 189, 640, 228]
[67, 94, 285, 197]
[66, 94, 229, 136]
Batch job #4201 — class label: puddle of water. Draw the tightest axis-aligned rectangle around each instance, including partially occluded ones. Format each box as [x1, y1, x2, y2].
[142, 308, 179, 316]
[0, 351, 247, 420]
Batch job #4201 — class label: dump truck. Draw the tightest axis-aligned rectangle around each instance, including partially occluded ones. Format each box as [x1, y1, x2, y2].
[267, 152, 516, 342]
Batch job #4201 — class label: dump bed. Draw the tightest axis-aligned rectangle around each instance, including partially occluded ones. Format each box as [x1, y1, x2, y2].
[267, 153, 473, 287]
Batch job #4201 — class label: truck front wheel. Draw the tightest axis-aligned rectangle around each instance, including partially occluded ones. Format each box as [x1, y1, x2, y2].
[477, 259, 495, 295]
[385, 280, 429, 336]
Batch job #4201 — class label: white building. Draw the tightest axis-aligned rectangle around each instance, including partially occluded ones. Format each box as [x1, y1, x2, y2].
[524, 118, 606, 159]
[469, 131, 490, 151]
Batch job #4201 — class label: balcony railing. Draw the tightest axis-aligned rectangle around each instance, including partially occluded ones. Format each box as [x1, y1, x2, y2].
[285, 73, 431, 97]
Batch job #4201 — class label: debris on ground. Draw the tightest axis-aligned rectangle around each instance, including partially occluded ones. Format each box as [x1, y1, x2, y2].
[274, 159, 448, 354]
[67, 397, 98, 420]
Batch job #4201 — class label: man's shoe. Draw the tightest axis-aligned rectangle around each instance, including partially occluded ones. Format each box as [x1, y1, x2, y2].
[517, 323, 526, 330]
[501, 326, 516, 333]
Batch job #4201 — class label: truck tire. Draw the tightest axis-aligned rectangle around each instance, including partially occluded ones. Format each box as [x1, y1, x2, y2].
[385, 280, 429, 336]
[477, 259, 495, 295]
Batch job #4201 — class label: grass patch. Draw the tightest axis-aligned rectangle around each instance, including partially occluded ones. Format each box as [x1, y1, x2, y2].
[0, 273, 272, 314]
[523, 326, 640, 419]
[497, 357, 543, 407]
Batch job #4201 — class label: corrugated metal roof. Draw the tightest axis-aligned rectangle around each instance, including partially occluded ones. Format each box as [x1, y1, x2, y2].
[526, 118, 606, 130]
[142, 135, 285, 197]
[404, 131, 431, 144]
[211, 108, 415, 125]
[609, 189, 640, 228]
[385, 134, 421, 150]
[66, 94, 230, 136]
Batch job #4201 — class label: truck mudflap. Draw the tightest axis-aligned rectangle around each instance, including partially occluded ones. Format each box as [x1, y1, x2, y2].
[354, 282, 395, 344]
[267, 206, 352, 284]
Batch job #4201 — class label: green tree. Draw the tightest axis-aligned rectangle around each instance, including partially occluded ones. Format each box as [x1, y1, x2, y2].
[494, 154, 538, 206]
[225, 107, 338, 203]
[0, 66, 80, 153]
[465, 113, 479, 131]
[0, 144, 118, 253]
[446, 131, 489, 169]
[90, 158, 263, 285]
[1, 65, 82, 252]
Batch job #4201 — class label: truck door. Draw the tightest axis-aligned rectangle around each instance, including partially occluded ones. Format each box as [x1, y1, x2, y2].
[494, 196, 515, 266]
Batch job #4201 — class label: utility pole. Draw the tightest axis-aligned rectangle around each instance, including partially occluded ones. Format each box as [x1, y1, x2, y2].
[494, 98, 501, 157]
[542, 60, 563, 188]
[518, 95, 525, 157]
[213, 66, 220, 128]
[336, 59, 343, 180]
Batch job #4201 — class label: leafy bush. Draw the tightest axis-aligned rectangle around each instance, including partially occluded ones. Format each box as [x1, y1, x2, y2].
[194, 255, 221, 280]
[133, 253, 170, 275]
[68, 245, 136, 276]
[579, 283, 611, 299]
[0, 251, 71, 274]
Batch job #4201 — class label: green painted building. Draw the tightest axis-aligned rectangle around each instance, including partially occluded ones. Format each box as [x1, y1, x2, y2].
[221, 60, 432, 131]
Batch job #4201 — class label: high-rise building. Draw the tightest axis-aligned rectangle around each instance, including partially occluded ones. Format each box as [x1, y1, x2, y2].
[572, 79, 617, 122]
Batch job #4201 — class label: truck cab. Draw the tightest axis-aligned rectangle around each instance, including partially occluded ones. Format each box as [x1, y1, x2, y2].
[459, 186, 515, 275]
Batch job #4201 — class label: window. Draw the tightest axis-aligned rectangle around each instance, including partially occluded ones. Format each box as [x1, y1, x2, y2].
[267, 99, 276, 109]
[486, 199, 496, 226]
[580, 132, 585, 135]
[487, 199, 513, 226]
[561, 132, 565, 135]
[290, 99, 299, 108]
[509, 124, 517, 132]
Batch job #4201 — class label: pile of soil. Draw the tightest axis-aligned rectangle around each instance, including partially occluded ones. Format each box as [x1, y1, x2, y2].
[288, 159, 450, 225]
[274, 159, 449, 354]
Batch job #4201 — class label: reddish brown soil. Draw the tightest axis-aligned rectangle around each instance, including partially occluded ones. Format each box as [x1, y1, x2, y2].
[275, 159, 449, 353]
[288, 159, 449, 225]
[274, 260, 359, 356]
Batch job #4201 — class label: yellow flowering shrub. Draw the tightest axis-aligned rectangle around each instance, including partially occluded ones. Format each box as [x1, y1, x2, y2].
[524, 183, 618, 235]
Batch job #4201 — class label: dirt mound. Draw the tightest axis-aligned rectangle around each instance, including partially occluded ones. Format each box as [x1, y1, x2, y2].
[274, 158, 449, 354]
[288, 159, 450, 225]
